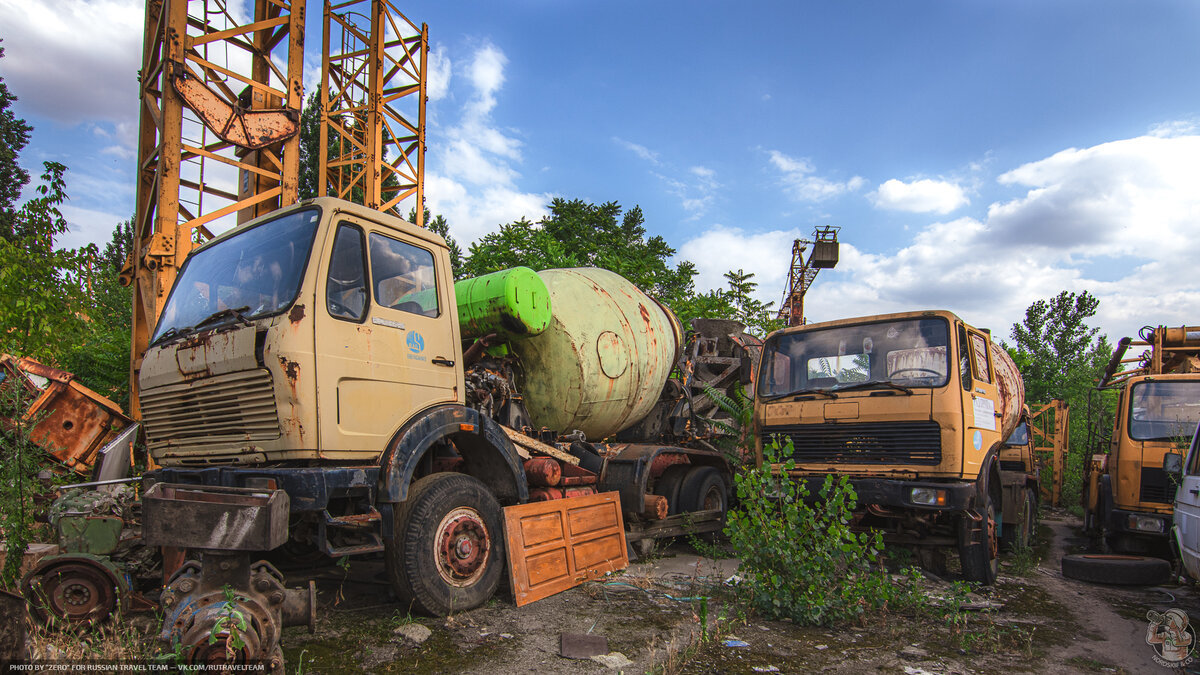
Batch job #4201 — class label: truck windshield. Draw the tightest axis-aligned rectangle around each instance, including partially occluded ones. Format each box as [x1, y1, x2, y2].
[758, 317, 950, 399]
[1128, 380, 1200, 441]
[152, 208, 321, 343]
[1005, 421, 1029, 446]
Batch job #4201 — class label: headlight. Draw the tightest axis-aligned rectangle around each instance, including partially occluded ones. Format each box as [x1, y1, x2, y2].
[1128, 515, 1166, 533]
[910, 487, 947, 506]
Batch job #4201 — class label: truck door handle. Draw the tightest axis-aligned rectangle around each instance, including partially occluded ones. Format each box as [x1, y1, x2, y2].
[1191, 488, 1199, 496]
[432, 357, 455, 367]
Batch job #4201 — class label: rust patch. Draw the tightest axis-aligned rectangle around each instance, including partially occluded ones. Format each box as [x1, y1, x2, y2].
[639, 303, 651, 324]
[277, 357, 300, 383]
[288, 304, 306, 324]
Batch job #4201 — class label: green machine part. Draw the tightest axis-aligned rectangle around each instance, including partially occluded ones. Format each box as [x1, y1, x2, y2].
[455, 267, 552, 340]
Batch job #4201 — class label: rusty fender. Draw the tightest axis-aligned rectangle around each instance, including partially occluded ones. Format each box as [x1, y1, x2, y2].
[377, 404, 529, 513]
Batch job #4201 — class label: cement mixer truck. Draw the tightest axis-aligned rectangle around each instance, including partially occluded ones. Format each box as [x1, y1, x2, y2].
[133, 197, 740, 641]
[752, 310, 1036, 584]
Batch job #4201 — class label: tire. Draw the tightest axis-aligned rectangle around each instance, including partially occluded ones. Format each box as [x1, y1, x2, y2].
[386, 473, 506, 616]
[653, 466, 689, 515]
[677, 466, 728, 515]
[959, 488, 1000, 585]
[1002, 489, 1036, 552]
[1061, 554, 1171, 586]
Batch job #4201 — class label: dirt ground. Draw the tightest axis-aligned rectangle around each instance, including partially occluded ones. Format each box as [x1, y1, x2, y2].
[281, 510, 1200, 674]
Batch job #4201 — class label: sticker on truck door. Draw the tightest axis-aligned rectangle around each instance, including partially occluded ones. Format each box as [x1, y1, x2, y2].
[973, 397, 997, 431]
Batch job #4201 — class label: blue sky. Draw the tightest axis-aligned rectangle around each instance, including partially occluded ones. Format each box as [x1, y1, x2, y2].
[4, 0, 1200, 343]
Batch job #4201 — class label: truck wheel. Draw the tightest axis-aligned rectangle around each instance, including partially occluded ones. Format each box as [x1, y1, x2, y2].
[677, 466, 728, 514]
[1002, 489, 1036, 551]
[958, 490, 999, 585]
[387, 473, 505, 616]
[653, 466, 689, 515]
[1061, 554, 1170, 585]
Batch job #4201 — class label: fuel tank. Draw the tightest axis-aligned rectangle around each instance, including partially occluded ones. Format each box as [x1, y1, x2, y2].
[508, 268, 682, 440]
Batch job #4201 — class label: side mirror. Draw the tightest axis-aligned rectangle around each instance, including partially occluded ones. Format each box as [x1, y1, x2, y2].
[1164, 452, 1184, 475]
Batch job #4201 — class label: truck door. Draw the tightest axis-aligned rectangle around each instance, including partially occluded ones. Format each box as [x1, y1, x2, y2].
[960, 328, 1001, 479]
[1176, 426, 1200, 579]
[314, 217, 463, 452]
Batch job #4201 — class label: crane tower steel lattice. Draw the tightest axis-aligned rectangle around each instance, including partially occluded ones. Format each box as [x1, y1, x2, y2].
[776, 226, 840, 327]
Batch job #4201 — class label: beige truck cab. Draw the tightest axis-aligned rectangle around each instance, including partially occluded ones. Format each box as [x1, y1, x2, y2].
[753, 310, 1033, 583]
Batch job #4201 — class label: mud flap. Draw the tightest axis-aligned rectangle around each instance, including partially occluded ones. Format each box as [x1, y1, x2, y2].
[502, 492, 628, 607]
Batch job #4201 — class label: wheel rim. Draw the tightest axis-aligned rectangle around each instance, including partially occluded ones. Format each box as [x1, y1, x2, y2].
[700, 483, 724, 512]
[27, 562, 117, 624]
[434, 506, 491, 587]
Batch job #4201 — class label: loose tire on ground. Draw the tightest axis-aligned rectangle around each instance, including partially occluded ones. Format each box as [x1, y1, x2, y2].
[386, 473, 506, 616]
[1061, 554, 1171, 586]
[653, 466, 690, 515]
[959, 488, 1000, 585]
[677, 466, 728, 515]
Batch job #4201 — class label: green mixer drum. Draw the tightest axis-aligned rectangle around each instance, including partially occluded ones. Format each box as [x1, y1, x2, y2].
[454, 267, 552, 339]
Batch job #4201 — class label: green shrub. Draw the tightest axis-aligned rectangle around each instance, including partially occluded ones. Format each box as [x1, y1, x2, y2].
[724, 438, 920, 625]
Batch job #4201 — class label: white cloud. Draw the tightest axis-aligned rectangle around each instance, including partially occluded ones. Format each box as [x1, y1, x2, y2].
[803, 133, 1200, 341]
[425, 42, 551, 243]
[870, 178, 968, 214]
[58, 204, 127, 252]
[426, 46, 452, 102]
[768, 150, 866, 202]
[678, 225, 804, 306]
[614, 138, 660, 165]
[0, 0, 143, 125]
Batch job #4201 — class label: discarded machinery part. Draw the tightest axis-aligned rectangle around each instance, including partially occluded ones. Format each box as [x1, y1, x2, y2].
[142, 483, 290, 551]
[510, 268, 681, 440]
[170, 70, 299, 150]
[1061, 553, 1171, 586]
[91, 422, 139, 484]
[529, 486, 598, 502]
[524, 458, 562, 486]
[642, 494, 668, 520]
[652, 466, 689, 516]
[455, 267, 552, 340]
[989, 342, 1026, 442]
[21, 555, 128, 625]
[58, 476, 143, 491]
[0, 354, 135, 476]
[0, 589, 28, 662]
[501, 425, 579, 466]
[566, 441, 605, 475]
[158, 554, 314, 671]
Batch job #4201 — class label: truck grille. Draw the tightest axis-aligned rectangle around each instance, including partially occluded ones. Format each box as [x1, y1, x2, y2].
[762, 421, 942, 465]
[1140, 467, 1175, 504]
[140, 369, 280, 450]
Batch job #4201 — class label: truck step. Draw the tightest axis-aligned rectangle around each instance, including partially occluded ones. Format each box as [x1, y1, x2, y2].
[319, 508, 385, 558]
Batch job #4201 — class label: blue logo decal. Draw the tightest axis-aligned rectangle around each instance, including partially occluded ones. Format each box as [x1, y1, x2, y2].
[406, 331, 425, 354]
[973, 430, 983, 451]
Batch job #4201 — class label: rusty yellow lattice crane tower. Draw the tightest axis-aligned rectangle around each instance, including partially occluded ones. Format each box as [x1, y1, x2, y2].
[777, 226, 839, 327]
[125, 0, 305, 417]
[125, 0, 428, 417]
[321, 0, 428, 224]
[1030, 399, 1069, 506]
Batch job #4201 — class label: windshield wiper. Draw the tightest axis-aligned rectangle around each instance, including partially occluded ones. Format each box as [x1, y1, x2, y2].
[762, 388, 839, 401]
[193, 305, 253, 330]
[832, 380, 914, 395]
[150, 325, 191, 347]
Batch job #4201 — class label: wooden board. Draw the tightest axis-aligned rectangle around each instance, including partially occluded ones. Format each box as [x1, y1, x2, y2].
[500, 425, 580, 465]
[503, 491, 628, 607]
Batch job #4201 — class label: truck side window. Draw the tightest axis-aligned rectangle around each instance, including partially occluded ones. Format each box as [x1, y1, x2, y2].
[369, 232, 439, 317]
[969, 333, 992, 384]
[958, 326, 972, 390]
[326, 224, 367, 322]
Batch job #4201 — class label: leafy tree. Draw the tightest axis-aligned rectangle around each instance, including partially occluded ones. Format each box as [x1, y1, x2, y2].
[723, 269, 783, 337]
[298, 89, 321, 201]
[0, 42, 33, 241]
[465, 199, 699, 312]
[0, 162, 88, 363]
[1008, 290, 1114, 508]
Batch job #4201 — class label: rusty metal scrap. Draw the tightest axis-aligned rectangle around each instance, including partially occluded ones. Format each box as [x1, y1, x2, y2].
[172, 70, 300, 149]
[0, 355, 136, 477]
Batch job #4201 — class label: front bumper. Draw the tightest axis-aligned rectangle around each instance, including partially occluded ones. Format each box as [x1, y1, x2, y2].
[797, 476, 976, 512]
